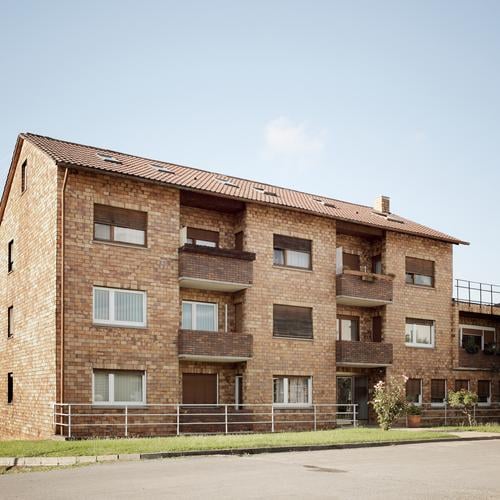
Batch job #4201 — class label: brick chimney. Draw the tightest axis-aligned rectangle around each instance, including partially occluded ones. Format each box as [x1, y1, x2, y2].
[374, 195, 390, 214]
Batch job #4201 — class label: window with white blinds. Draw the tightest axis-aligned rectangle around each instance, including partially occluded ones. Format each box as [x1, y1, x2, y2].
[93, 287, 146, 327]
[273, 376, 312, 406]
[182, 301, 218, 331]
[93, 370, 145, 405]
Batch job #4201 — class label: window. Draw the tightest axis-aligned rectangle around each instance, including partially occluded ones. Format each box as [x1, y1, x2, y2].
[478, 380, 491, 405]
[21, 160, 27, 193]
[273, 235, 312, 269]
[405, 318, 435, 348]
[455, 379, 469, 391]
[93, 287, 146, 327]
[186, 227, 219, 248]
[93, 370, 145, 405]
[94, 204, 147, 246]
[431, 379, 446, 406]
[460, 326, 496, 351]
[405, 257, 434, 287]
[406, 378, 422, 405]
[336, 316, 360, 341]
[7, 373, 13, 404]
[7, 306, 13, 338]
[182, 301, 218, 331]
[7, 240, 13, 273]
[273, 305, 313, 339]
[273, 376, 312, 406]
[342, 252, 360, 272]
[371, 254, 382, 274]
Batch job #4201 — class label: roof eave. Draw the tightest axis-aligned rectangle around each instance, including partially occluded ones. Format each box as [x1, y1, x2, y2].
[54, 159, 468, 246]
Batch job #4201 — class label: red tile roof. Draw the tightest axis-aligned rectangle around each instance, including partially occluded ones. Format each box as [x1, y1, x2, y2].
[19, 132, 467, 244]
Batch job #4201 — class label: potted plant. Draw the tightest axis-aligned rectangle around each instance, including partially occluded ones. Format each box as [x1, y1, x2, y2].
[484, 343, 496, 355]
[406, 404, 422, 428]
[464, 337, 480, 354]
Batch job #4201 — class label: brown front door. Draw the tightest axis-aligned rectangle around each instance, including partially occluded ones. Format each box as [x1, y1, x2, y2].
[182, 373, 218, 405]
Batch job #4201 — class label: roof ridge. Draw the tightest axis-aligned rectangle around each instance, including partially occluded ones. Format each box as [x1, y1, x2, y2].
[21, 132, 377, 212]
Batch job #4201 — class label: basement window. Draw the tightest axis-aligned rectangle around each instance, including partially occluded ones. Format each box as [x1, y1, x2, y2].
[7, 373, 13, 404]
[96, 152, 122, 164]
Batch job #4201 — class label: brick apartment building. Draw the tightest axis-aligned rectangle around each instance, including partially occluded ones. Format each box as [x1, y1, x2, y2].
[0, 132, 499, 439]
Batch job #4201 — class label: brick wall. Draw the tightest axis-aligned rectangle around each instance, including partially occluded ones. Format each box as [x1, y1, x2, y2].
[0, 141, 58, 438]
[336, 340, 393, 365]
[336, 272, 393, 302]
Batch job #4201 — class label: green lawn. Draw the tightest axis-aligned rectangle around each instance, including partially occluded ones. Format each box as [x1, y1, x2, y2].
[436, 424, 500, 433]
[0, 428, 454, 457]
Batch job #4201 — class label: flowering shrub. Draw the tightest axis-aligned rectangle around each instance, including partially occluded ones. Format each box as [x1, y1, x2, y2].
[447, 389, 478, 426]
[370, 377, 408, 431]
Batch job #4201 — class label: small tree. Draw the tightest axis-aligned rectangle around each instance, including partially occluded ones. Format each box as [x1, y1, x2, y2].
[447, 389, 478, 426]
[370, 378, 408, 431]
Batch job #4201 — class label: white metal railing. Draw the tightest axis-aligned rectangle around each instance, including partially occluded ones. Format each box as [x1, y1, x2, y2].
[52, 403, 358, 438]
[404, 402, 500, 427]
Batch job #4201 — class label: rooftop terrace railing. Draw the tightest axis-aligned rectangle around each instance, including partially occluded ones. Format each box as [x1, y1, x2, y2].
[454, 279, 500, 310]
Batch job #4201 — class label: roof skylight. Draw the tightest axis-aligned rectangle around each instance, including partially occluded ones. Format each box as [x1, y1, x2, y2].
[151, 163, 175, 174]
[215, 177, 239, 188]
[96, 152, 122, 164]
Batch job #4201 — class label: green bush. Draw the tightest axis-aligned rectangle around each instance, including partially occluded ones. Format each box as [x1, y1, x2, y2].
[447, 389, 478, 426]
[370, 378, 408, 431]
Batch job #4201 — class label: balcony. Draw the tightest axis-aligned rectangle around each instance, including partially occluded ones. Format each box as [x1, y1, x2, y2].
[178, 329, 253, 362]
[458, 348, 500, 370]
[336, 340, 393, 367]
[336, 271, 393, 307]
[178, 244, 256, 292]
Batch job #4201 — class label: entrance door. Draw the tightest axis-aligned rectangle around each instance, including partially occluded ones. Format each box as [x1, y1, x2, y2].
[354, 376, 369, 421]
[182, 373, 218, 405]
[336, 376, 353, 420]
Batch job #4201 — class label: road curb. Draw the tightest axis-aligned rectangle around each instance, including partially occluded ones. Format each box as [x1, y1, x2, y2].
[2, 435, 499, 467]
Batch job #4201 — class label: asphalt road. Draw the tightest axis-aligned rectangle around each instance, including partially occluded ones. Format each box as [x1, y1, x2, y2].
[1, 440, 500, 499]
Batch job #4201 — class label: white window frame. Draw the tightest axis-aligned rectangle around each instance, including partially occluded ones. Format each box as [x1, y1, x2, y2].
[272, 376, 313, 408]
[405, 320, 435, 349]
[459, 325, 496, 351]
[478, 380, 492, 407]
[430, 379, 447, 407]
[92, 370, 146, 406]
[407, 378, 423, 406]
[93, 287, 147, 328]
[181, 301, 218, 331]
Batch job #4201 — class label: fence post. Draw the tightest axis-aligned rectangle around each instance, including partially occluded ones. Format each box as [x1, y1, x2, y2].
[353, 404, 358, 427]
[68, 404, 72, 439]
[313, 405, 317, 432]
[473, 404, 476, 424]
[444, 402, 447, 426]
[125, 406, 128, 438]
[225, 405, 228, 434]
[176, 404, 180, 436]
[271, 405, 275, 433]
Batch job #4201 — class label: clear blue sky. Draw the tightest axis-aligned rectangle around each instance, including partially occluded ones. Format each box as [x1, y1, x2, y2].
[1, 1, 499, 284]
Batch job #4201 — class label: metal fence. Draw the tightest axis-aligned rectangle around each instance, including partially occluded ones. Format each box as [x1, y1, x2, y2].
[403, 402, 500, 427]
[53, 403, 358, 439]
[455, 279, 500, 308]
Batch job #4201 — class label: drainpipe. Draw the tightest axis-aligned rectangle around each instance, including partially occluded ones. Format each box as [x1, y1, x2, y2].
[60, 168, 69, 406]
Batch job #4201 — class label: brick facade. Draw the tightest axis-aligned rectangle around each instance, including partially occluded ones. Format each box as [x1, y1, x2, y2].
[0, 136, 499, 438]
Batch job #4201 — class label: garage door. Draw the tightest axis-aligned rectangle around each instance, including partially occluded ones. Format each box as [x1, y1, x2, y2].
[182, 373, 218, 405]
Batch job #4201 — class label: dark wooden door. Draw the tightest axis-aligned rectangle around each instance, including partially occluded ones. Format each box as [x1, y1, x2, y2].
[182, 373, 218, 405]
